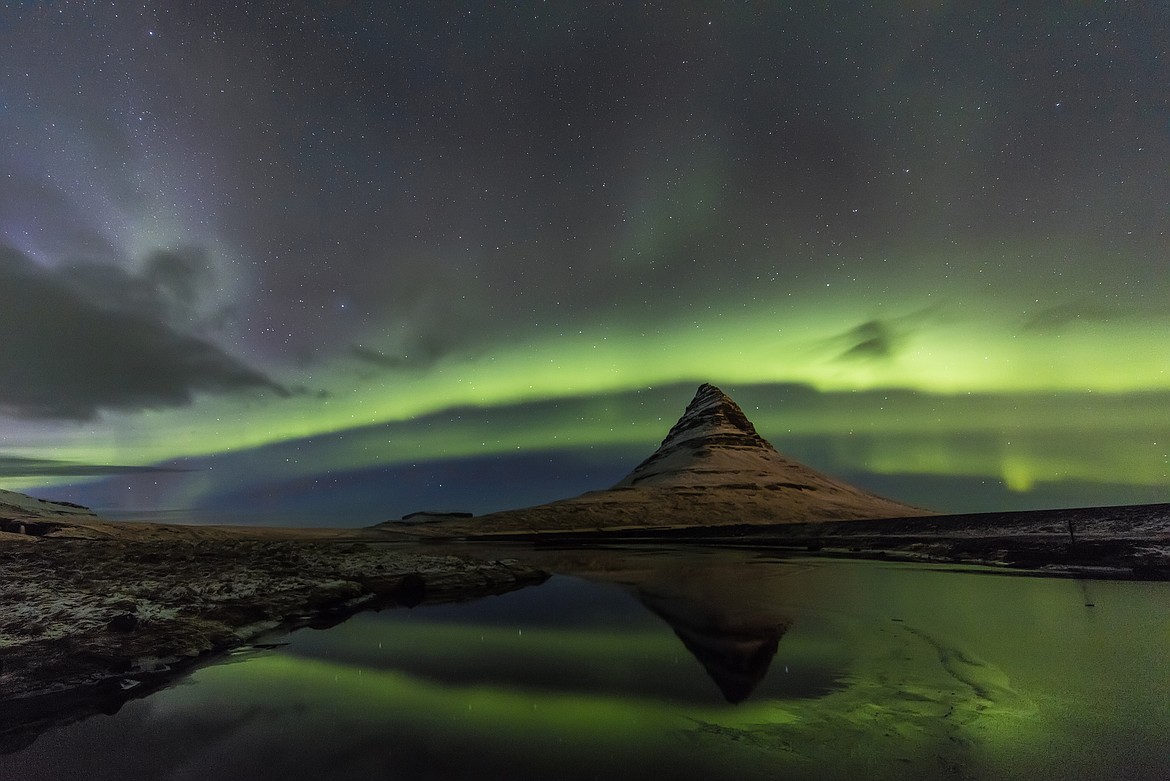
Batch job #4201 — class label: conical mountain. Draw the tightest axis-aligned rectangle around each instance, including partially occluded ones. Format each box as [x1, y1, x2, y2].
[614, 383, 777, 488]
[614, 382, 875, 495]
[612, 383, 927, 505]
[400, 383, 932, 537]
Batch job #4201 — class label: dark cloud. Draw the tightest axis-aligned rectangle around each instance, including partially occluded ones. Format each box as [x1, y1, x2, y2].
[0, 246, 285, 420]
[835, 319, 899, 361]
[0, 455, 184, 478]
[349, 340, 450, 373]
[347, 321, 476, 377]
[828, 308, 945, 363]
[142, 248, 206, 307]
[1023, 301, 1117, 332]
[285, 385, 332, 400]
[350, 346, 412, 371]
[52, 246, 216, 329]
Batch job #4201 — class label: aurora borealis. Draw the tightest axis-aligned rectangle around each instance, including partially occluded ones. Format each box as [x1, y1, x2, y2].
[2, 2, 1167, 521]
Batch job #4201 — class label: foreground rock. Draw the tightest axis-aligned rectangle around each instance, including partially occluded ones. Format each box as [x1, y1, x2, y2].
[392, 383, 931, 538]
[0, 515, 546, 751]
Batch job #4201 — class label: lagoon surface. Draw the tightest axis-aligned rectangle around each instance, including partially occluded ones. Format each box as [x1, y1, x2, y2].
[3, 548, 1168, 780]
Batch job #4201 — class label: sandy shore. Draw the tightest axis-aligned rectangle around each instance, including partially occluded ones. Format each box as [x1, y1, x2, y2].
[0, 517, 546, 751]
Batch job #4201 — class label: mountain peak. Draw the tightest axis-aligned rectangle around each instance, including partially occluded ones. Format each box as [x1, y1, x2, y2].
[666, 383, 773, 451]
[614, 384, 778, 488]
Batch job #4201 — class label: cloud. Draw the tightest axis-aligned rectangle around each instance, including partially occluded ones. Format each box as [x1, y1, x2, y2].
[0, 456, 185, 478]
[350, 345, 415, 371]
[59, 246, 214, 326]
[348, 330, 462, 374]
[835, 319, 899, 361]
[1022, 300, 1117, 331]
[0, 246, 285, 420]
[827, 308, 944, 363]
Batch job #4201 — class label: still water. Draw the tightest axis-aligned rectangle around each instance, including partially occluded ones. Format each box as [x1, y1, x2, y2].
[3, 548, 1168, 780]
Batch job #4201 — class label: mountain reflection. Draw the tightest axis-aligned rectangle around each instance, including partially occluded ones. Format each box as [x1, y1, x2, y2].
[510, 547, 799, 703]
[638, 587, 788, 703]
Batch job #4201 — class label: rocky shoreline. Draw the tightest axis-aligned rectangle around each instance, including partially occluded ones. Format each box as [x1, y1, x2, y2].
[3, 494, 1166, 753]
[438, 503, 1170, 580]
[0, 524, 546, 752]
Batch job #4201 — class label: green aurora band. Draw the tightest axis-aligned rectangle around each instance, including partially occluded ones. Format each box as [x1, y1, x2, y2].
[2, 3, 1167, 515]
[6, 285, 1168, 508]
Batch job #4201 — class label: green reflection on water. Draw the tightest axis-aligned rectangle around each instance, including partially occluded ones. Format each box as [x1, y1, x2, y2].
[163, 613, 1023, 781]
[4, 555, 1167, 781]
[153, 561, 1063, 780]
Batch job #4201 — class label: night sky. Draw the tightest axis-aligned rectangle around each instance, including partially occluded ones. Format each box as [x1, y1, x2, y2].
[2, 2, 1167, 524]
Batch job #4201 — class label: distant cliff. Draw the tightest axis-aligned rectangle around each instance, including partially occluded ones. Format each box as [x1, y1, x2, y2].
[0, 488, 97, 536]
